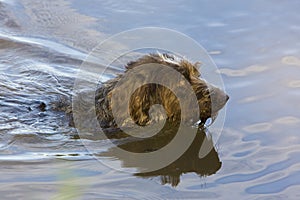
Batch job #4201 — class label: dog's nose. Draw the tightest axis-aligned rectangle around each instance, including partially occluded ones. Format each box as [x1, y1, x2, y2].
[208, 86, 229, 112]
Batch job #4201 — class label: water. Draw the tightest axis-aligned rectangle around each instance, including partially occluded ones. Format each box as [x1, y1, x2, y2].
[1, 0, 300, 199]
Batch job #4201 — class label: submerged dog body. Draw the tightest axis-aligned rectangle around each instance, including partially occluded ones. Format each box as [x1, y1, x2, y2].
[95, 53, 228, 128]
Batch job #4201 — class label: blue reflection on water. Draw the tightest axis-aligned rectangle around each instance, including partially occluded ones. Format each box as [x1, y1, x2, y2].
[216, 152, 300, 184]
[246, 171, 300, 194]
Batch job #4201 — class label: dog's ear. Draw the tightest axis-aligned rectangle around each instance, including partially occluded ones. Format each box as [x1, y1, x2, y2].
[129, 85, 152, 126]
[159, 87, 181, 122]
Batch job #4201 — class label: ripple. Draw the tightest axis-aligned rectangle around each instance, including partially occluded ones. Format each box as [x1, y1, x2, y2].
[239, 94, 272, 103]
[281, 56, 300, 66]
[207, 22, 227, 27]
[216, 152, 300, 185]
[243, 123, 272, 133]
[245, 65, 269, 73]
[218, 65, 269, 77]
[228, 28, 250, 33]
[273, 116, 300, 125]
[232, 150, 253, 157]
[0, 151, 93, 162]
[209, 50, 222, 55]
[246, 170, 300, 194]
[218, 68, 246, 77]
[287, 80, 300, 88]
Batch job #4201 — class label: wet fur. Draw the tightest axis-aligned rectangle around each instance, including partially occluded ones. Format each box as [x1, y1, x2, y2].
[95, 53, 228, 128]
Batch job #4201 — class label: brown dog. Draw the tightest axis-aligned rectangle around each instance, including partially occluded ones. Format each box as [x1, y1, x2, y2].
[95, 53, 228, 129]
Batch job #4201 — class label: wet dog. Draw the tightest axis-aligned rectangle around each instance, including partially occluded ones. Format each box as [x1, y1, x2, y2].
[95, 53, 229, 129]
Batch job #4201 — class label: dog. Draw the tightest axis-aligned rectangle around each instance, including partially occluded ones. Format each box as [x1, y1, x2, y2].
[95, 53, 229, 129]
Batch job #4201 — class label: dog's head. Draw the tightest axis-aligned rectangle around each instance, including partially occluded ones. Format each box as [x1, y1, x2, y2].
[123, 53, 229, 126]
[190, 76, 229, 125]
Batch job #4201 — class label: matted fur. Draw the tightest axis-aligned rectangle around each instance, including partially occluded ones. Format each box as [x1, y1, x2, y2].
[95, 53, 228, 128]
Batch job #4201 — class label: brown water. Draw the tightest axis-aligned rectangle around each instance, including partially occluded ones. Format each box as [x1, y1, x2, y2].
[1, 0, 300, 199]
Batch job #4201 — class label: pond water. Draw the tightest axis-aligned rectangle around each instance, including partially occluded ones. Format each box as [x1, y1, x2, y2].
[1, 0, 300, 199]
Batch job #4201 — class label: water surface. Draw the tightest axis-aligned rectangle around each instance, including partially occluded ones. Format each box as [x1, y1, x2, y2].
[1, 0, 300, 199]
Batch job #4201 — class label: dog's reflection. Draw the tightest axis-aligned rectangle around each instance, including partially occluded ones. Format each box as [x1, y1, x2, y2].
[100, 124, 221, 187]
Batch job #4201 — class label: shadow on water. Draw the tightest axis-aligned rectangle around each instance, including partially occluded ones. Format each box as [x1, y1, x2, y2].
[99, 124, 221, 187]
